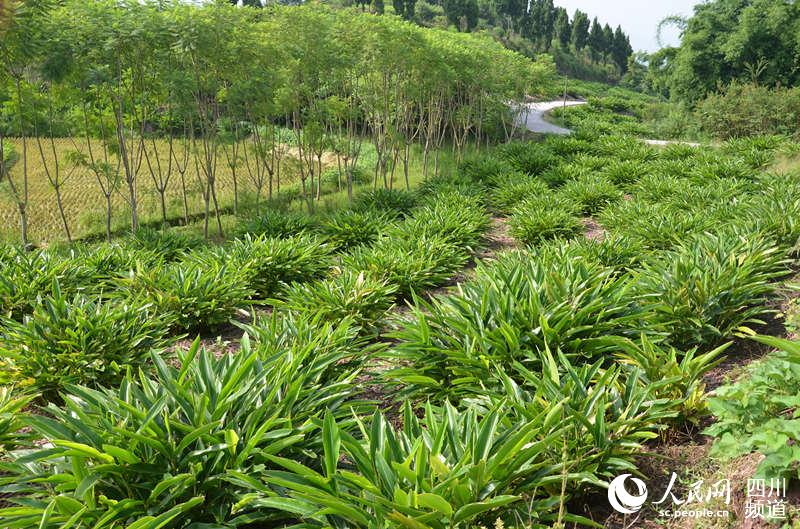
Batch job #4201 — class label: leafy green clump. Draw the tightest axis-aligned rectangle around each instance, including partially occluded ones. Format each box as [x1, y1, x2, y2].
[353, 188, 417, 218]
[489, 173, 550, 214]
[559, 175, 622, 215]
[318, 209, 391, 251]
[635, 232, 788, 348]
[495, 141, 557, 175]
[706, 336, 800, 479]
[343, 234, 468, 300]
[0, 335, 361, 528]
[191, 234, 333, 300]
[116, 260, 253, 333]
[0, 283, 172, 402]
[405, 192, 491, 251]
[278, 271, 396, 334]
[236, 209, 316, 239]
[388, 248, 641, 401]
[508, 195, 583, 243]
[126, 227, 206, 261]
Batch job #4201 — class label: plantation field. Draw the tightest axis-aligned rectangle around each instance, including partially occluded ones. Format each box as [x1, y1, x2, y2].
[0, 136, 333, 242]
[3, 90, 800, 526]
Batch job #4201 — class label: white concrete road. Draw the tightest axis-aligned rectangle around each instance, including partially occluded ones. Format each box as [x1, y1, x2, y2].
[517, 100, 702, 147]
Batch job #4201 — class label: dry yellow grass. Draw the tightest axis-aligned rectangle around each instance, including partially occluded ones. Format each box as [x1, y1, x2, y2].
[0, 137, 330, 242]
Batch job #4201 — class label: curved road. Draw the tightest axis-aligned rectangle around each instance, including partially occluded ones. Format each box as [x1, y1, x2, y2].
[517, 100, 701, 147]
[516, 100, 587, 135]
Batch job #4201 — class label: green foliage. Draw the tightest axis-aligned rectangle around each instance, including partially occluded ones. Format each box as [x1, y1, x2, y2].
[0, 387, 31, 453]
[0, 336, 360, 528]
[697, 83, 800, 139]
[352, 188, 418, 218]
[236, 210, 316, 239]
[192, 234, 334, 299]
[669, 0, 800, 102]
[615, 337, 729, 421]
[278, 270, 396, 334]
[559, 175, 622, 215]
[635, 232, 788, 349]
[116, 260, 253, 333]
[388, 248, 642, 401]
[318, 209, 391, 252]
[0, 283, 172, 402]
[0, 248, 84, 320]
[509, 195, 583, 243]
[495, 141, 557, 176]
[252, 403, 573, 528]
[126, 228, 206, 262]
[405, 192, 490, 250]
[343, 234, 468, 300]
[706, 336, 800, 479]
[489, 173, 550, 214]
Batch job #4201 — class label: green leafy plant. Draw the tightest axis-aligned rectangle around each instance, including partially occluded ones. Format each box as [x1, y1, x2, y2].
[353, 188, 417, 218]
[635, 232, 788, 348]
[126, 227, 206, 261]
[0, 386, 31, 453]
[191, 234, 333, 300]
[236, 209, 316, 239]
[403, 192, 490, 251]
[0, 248, 82, 320]
[0, 282, 172, 402]
[509, 195, 583, 244]
[614, 336, 729, 421]
[489, 173, 550, 214]
[318, 209, 391, 251]
[343, 234, 469, 300]
[387, 248, 643, 401]
[496, 141, 557, 175]
[706, 335, 800, 479]
[0, 336, 361, 528]
[116, 260, 253, 333]
[278, 270, 396, 334]
[559, 175, 622, 215]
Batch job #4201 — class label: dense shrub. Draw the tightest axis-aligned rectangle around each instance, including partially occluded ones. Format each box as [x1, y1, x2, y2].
[0, 283, 172, 401]
[696, 83, 800, 139]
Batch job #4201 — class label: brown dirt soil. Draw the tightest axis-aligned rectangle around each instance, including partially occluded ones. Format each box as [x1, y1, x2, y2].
[582, 217, 607, 241]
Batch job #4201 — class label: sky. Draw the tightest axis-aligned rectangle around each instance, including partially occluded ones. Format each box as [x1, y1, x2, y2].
[553, 0, 700, 52]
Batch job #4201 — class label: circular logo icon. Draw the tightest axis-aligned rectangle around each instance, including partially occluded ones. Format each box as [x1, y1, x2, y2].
[608, 474, 648, 514]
